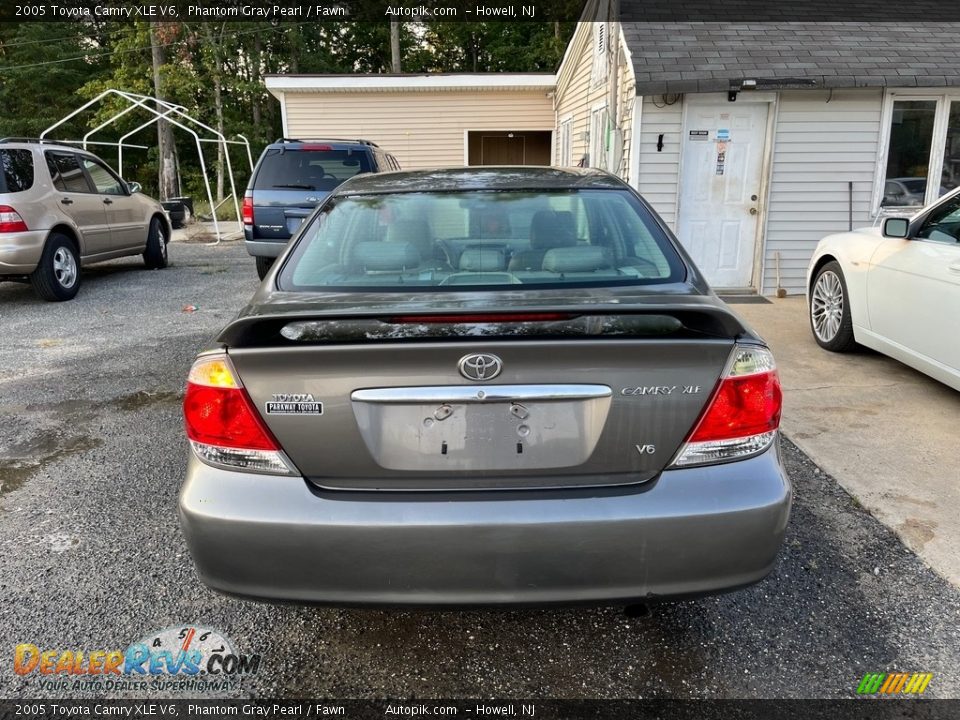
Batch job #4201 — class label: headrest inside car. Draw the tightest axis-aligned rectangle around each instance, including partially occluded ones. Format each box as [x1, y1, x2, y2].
[459, 247, 506, 272]
[542, 246, 613, 273]
[353, 241, 420, 272]
[530, 210, 577, 249]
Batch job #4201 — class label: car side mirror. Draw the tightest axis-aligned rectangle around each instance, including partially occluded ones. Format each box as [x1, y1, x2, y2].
[882, 217, 909, 239]
[128, 182, 142, 194]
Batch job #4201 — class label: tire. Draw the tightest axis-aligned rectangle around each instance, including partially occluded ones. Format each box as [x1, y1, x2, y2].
[143, 217, 169, 269]
[255, 256, 274, 280]
[30, 233, 80, 302]
[809, 260, 857, 352]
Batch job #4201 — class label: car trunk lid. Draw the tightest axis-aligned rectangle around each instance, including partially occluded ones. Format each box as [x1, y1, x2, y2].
[222, 295, 750, 491]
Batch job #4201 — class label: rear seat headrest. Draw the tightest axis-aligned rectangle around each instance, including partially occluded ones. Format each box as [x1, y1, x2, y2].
[530, 210, 577, 249]
[542, 246, 613, 273]
[459, 247, 506, 272]
[353, 241, 420, 272]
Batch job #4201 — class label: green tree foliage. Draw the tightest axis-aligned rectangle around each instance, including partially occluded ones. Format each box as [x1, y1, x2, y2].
[0, 21, 109, 137]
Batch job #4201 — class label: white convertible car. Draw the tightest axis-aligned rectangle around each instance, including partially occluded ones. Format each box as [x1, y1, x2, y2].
[807, 187, 960, 392]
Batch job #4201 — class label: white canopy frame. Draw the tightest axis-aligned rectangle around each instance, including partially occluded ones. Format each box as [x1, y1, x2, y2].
[41, 89, 253, 242]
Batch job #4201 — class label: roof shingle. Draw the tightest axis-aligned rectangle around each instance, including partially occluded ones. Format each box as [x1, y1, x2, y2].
[619, 18, 960, 94]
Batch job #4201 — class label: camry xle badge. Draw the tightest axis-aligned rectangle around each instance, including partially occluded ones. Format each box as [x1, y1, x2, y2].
[266, 393, 323, 415]
[621, 385, 701, 396]
[458, 353, 503, 382]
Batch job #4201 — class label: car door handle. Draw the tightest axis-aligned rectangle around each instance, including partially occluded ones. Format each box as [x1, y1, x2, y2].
[949, 262, 960, 274]
[61, 198, 73, 205]
[103, 198, 113, 205]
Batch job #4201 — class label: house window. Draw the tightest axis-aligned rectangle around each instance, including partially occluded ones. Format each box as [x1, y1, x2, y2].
[559, 117, 573, 166]
[590, 105, 610, 170]
[880, 95, 960, 209]
[591, 23, 608, 86]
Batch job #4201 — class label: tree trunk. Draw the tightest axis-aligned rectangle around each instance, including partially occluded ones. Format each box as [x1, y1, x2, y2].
[251, 31, 262, 136]
[149, 22, 177, 201]
[204, 24, 226, 203]
[390, 22, 401, 73]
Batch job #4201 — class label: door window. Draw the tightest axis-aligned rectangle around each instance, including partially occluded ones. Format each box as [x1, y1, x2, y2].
[916, 195, 960, 244]
[45, 152, 92, 194]
[80, 157, 126, 196]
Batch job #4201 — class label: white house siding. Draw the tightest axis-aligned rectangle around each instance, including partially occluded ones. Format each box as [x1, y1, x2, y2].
[762, 88, 884, 294]
[616, 34, 636, 183]
[281, 90, 555, 170]
[553, 23, 634, 182]
[634, 96, 684, 228]
[554, 23, 605, 168]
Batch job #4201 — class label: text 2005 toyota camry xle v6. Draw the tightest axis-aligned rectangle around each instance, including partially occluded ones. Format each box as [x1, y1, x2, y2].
[179, 168, 790, 606]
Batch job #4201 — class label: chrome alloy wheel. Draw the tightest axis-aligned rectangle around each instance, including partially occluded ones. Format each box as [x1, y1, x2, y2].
[53, 247, 78, 289]
[159, 225, 168, 261]
[811, 270, 844, 342]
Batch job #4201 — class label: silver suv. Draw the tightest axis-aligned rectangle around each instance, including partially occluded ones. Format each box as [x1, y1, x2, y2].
[0, 139, 170, 301]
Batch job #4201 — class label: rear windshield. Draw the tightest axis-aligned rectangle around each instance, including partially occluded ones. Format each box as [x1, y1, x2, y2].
[0, 149, 34, 194]
[278, 190, 686, 292]
[253, 148, 372, 192]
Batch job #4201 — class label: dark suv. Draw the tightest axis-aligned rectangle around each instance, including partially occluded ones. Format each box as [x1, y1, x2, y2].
[243, 138, 399, 278]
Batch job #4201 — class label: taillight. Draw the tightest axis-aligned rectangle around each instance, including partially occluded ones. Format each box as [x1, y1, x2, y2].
[0, 205, 28, 233]
[183, 353, 296, 475]
[670, 344, 782, 468]
[300, 144, 333, 151]
[242, 196, 254, 226]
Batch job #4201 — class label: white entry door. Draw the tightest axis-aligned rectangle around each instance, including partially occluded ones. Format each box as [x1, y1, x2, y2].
[677, 101, 770, 288]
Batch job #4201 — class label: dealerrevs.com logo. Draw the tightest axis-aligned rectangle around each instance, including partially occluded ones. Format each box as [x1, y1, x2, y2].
[14, 626, 261, 692]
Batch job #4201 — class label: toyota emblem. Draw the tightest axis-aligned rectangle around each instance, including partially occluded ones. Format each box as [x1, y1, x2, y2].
[458, 353, 503, 382]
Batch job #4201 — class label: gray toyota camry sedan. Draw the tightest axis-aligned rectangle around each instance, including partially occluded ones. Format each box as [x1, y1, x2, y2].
[179, 167, 790, 606]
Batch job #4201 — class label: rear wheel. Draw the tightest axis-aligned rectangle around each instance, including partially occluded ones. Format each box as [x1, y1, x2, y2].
[143, 217, 169, 269]
[255, 256, 274, 280]
[30, 233, 80, 302]
[809, 261, 856, 352]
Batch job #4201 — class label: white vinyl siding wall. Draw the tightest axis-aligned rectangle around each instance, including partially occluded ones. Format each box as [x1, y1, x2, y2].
[616, 40, 636, 182]
[282, 90, 554, 170]
[554, 23, 635, 182]
[635, 96, 684, 228]
[761, 89, 884, 294]
[554, 24, 605, 169]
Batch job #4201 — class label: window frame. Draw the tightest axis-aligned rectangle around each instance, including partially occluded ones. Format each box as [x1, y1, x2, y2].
[559, 115, 573, 167]
[589, 103, 610, 171]
[44, 150, 95, 195]
[0, 148, 35, 194]
[874, 90, 960, 215]
[590, 22, 608, 88]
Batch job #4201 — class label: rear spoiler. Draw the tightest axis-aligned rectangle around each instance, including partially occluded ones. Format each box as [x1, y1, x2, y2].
[216, 305, 757, 348]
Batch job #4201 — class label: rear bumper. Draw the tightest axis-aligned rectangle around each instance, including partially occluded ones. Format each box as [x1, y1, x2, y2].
[178, 443, 791, 606]
[0, 230, 48, 273]
[244, 237, 287, 258]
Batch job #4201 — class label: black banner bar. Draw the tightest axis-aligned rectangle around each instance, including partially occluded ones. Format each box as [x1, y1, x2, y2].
[4, 0, 960, 23]
[2, 700, 959, 720]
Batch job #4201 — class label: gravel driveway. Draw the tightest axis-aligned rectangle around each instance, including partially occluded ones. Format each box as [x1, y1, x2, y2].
[1, 241, 958, 699]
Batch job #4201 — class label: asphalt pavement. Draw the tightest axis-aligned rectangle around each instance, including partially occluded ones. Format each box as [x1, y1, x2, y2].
[0, 241, 958, 699]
